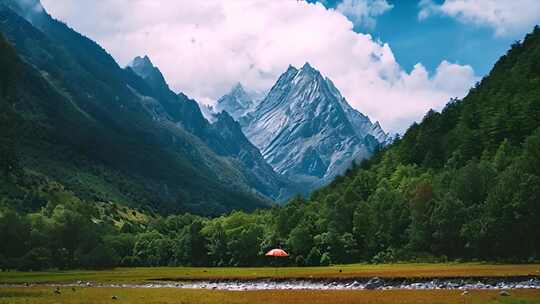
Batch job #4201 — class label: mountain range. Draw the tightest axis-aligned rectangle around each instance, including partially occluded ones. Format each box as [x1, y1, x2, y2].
[0, 0, 389, 213]
[216, 63, 390, 189]
[0, 0, 288, 214]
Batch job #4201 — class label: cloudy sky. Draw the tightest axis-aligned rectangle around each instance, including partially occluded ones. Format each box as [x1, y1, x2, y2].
[40, 0, 540, 133]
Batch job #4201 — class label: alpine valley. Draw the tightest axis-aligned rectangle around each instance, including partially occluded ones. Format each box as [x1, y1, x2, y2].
[0, 0, 390, 215]
[1, 0, 539, 272]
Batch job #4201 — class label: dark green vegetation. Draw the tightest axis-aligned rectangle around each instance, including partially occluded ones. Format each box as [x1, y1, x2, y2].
[1, 0, 540, 271]
[263, 26, 540, 264]
[0, 0, 277, 218]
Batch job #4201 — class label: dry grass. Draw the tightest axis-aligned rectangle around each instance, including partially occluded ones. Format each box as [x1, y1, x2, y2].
[1, 263, 540, 284]
[0, 287, 539, 304]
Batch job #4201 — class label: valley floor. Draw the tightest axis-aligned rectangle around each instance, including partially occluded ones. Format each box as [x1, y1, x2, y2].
[1, 264, 540, 303]
[1, 287, 540, 304]
[1, 263, 539, 284]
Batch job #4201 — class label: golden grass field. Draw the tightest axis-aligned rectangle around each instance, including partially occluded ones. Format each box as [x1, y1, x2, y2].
[1, 264, 540, 304]
[1, 263, 540, 284]
[1, 287, 540, 304]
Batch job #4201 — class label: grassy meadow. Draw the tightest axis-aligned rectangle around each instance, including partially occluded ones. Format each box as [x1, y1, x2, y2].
[1, 263, 540, 284]
[1, 263, 540, 303]
[1, 287, 540, 304]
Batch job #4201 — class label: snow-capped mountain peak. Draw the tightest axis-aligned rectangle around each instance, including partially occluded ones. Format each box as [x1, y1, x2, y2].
[241, 63, 390, 190]
[300, 62, 318, 74]
[215, 83, 257, 120]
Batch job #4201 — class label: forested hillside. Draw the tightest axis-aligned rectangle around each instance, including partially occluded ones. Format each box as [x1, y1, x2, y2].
[0, 1, 273, 216]
[289, 26, 540, 262]
[1, 17, 539, 269]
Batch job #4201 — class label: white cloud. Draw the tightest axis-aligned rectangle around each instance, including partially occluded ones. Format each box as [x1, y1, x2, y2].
[336, 0, 393, 29]
[419, 0, 540, 37]
[40, 0, 477, 133]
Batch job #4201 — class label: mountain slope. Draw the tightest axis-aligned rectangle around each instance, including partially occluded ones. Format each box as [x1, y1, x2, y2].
[130, 55, 170, 95]
[242, 63, 389, 189]
[0, 1, 272, 214]
[127, 55, 294, 201]
[291, 26, 540, 261]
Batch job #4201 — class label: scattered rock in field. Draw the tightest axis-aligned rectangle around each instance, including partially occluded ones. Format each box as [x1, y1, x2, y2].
[365, 277, 384, 290]
[500, 290, 511, 296]
[14, 276, 540, 292]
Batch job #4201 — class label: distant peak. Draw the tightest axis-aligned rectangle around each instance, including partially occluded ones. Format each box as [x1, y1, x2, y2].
[301, 62, 320, 73]
[217, 81, 256, 117]
[231, 82, 245, 93]
[218, 83, 249, 105]
[302, 62, 314, 70]
[299, 62, 321, 77]
[286, 65, 298, 73]
[130, 55, 154, 68]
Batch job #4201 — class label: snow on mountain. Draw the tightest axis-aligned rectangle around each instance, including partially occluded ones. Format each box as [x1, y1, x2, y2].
[126, 55, 295, 201]
[215, 83, 258, 120]
[241, 63, 390, 188]
[128, 55, 389, 195]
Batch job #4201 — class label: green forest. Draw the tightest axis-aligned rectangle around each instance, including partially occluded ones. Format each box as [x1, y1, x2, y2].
[1, 23, 540, 270]
[0, 3, 273, 216]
